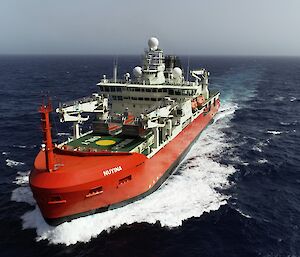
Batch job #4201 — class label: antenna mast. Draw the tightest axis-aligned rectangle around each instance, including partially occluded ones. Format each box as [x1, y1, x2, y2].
[113, 57, 118, 83]
[186, 56, 190, 81]
[39, 98, 55, 172]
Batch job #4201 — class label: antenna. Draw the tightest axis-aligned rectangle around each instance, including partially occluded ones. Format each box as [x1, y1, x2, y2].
[186, 56, 190, 81]
[39, 97, 55, 172]
[113, 57, 118, 83]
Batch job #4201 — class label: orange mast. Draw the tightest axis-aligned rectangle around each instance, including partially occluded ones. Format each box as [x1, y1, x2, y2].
[39, 99, 55, 172]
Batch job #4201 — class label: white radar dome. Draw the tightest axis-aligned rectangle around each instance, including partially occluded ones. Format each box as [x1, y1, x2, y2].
[148, 37, 159, 50]
[133, 66, 142, 77]
[172, 67, 182, 78]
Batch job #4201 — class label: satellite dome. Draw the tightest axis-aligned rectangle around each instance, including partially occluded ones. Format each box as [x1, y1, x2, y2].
[133, 66, 142, 77]
[172, 67, 182, 78]
[148, 37, 159, 50]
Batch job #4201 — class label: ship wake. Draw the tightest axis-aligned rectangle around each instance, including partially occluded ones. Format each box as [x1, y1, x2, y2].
[11, 102, 237, 245]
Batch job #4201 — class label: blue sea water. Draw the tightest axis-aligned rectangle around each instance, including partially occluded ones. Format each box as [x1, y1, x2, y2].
[0, 55, 299, 256]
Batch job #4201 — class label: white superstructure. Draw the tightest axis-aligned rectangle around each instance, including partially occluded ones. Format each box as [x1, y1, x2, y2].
[98, 37, 211, 115]
[56, 37, 220, 154]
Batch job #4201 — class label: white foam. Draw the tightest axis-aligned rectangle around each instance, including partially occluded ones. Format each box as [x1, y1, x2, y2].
[258, 159, 268, 164]
[213, 103, 237, 124]
[236, 208, 252, 219]
[12, 187, 35, 206]
[274, 96, 284, 101]
[290, 97, 297, 102]
[267, 130, 282, 135]
[11, 171, 36, 206]
[2, 151, 9, 155]
[280, 122, 291, 126]
[12, 145, 37, 149]
[12, 145, 27, 149]
[12, 102, 237, 245]
[13, 171, 30, 186]
[6, 159, 25, 167]
[252, 145, 262, 152]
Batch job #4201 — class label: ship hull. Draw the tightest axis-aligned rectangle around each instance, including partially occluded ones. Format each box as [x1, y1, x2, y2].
[30, 100, 220, 225]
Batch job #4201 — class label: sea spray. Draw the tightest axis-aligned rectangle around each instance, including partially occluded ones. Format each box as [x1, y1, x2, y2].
[6, 159, 25, 167]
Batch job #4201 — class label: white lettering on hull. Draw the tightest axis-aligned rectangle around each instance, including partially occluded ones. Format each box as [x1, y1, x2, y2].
[102, 166, 123, 176]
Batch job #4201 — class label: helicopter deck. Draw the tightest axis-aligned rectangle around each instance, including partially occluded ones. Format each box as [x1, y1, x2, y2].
[65, 133, 150, 153]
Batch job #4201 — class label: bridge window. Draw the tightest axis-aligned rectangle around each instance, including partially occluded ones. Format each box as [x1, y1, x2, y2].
[110, 87, 116, 92]
[146, 88, 151, 92]
[168, 89, 174, 95]
[151, 98, 156, 101]
[117, 96, 123, 100]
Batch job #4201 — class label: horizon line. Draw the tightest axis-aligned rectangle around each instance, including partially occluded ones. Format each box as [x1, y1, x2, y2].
[1, 53, 300, 58]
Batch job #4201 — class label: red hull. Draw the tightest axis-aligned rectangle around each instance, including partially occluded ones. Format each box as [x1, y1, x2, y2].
[30, 100, 220, 225]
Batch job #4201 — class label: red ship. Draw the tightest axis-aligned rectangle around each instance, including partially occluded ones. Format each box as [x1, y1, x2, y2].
[30, 37, 220, 225]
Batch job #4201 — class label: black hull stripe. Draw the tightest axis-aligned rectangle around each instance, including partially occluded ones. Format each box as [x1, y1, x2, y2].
[45, 118, 214, 226]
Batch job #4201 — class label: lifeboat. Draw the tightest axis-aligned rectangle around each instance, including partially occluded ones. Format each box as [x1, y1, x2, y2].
[196, 95, 205, 107]
[191, 99, 198, 111]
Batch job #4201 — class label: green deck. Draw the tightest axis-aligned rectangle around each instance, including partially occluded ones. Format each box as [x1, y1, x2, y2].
[66, 133, 148, 152]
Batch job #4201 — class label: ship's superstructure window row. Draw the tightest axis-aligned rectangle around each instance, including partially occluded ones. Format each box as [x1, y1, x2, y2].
[100, 86, 197, 97]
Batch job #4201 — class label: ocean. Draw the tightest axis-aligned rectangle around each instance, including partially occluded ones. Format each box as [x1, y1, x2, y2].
[0, 55, 299, 257]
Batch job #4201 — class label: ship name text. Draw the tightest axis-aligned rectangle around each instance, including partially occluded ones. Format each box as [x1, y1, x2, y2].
[102, 166, 123, 176]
